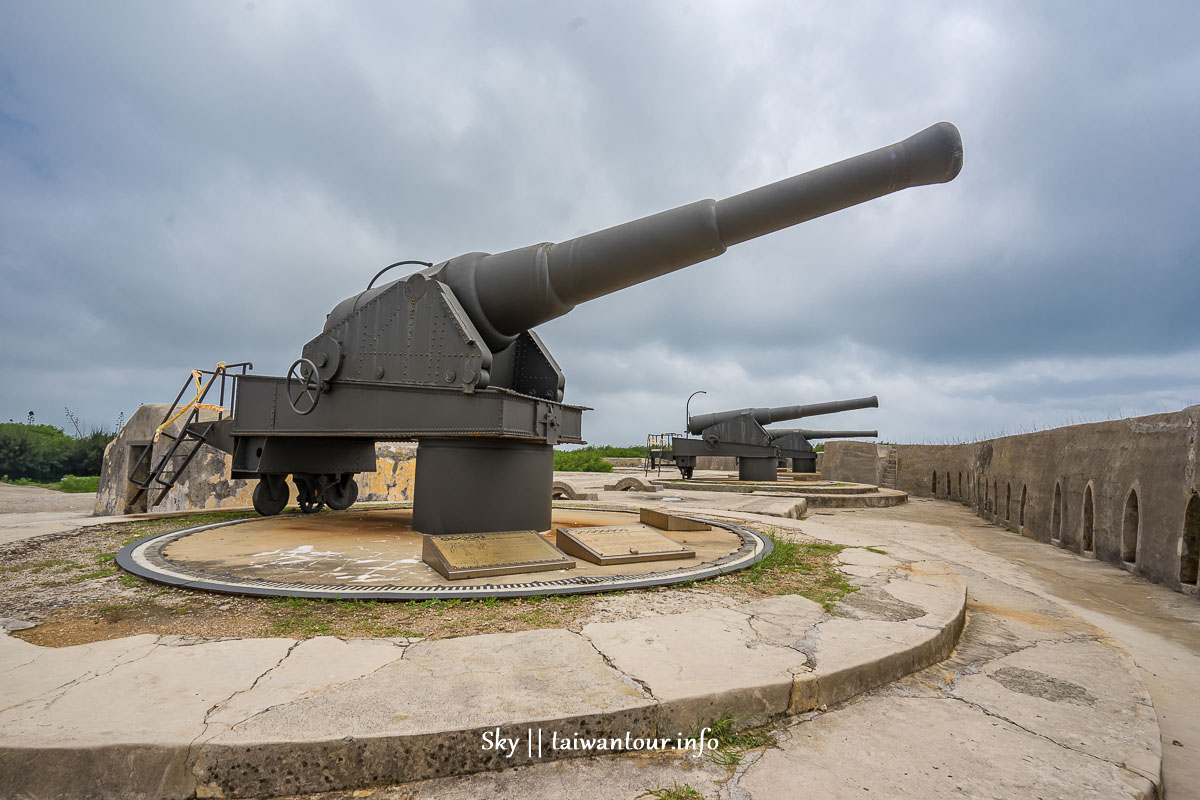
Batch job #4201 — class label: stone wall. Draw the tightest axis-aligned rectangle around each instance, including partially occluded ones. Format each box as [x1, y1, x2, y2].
[96, 404, 416, 516]
[822, 407, 1200, 596]
[818, 442, 889, 486]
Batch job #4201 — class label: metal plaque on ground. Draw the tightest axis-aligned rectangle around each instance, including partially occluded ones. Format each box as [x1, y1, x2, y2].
[639, 507, 712, 531]
[421, 531, 575, 580]
[555, 524, 695, 566]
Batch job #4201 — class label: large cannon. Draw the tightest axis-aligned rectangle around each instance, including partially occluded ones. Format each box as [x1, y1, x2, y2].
[687, 396, 880, 435]
[662, 396, 880, 480]
[768, 427, 880, 474]
[203, 123, 962, 533]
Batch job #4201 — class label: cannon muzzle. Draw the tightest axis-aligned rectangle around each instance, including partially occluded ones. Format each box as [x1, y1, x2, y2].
[768, 429, 879, 441]
[377, 123, 962, 350]
[687, 395, 879, 435]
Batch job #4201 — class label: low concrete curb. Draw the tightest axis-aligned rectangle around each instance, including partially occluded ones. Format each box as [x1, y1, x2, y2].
[801, 488, 908, 508]
[0, 545, 966, 799]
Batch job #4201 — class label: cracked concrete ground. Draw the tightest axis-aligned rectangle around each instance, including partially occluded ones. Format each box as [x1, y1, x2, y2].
[0, 482, 119, 544]
[0, 510, 964, 798]
[0, 496, 1178, 798]
[264, 498, 1176, 800]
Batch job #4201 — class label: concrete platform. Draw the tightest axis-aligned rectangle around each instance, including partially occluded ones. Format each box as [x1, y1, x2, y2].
[117, 507, 771, 599]
[1, 525, 965, 798]
[0, 493, 1172, 798]
[799, 488, 908, 508]
[649, 477, 908, 509]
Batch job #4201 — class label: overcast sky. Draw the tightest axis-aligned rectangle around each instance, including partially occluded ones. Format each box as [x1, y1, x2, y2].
[2, 1, 1198, 446]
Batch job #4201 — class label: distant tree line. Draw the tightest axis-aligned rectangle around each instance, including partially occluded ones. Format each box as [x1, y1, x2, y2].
[0, 422, 115, 481]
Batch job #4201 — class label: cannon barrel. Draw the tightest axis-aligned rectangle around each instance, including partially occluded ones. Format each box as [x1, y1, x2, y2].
[391, 123, 963, 350]
[687, 395, 879, 435]
[768, 429, 879, 441]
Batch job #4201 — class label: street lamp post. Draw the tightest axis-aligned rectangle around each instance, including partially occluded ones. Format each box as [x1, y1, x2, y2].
[685, 390, 707, 436]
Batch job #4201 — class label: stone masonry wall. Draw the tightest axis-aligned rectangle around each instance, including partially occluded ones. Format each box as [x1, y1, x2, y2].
[822, 407, 1200, 596]
[818, 442, 889, 486]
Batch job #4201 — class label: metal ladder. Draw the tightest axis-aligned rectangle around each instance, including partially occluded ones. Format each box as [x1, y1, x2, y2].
[643, 433, 678, 476]
[126, 362, 252, 511]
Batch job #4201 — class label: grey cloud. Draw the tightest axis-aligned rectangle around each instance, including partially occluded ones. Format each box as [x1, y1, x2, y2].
[1, 0, 1197, 445]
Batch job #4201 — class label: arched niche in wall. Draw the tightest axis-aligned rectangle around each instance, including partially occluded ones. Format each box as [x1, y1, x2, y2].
[1122, 488, 1140, 565]
[1019, 485, 1027, 529]
[1052, 481, 1063, 545]
[1082, 484, 1095, 554]
[1181, 492, 1199, 586]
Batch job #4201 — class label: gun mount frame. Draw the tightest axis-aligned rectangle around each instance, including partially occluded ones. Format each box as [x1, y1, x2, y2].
[651, 396, 880, 480]
[196, 123, 962, 533]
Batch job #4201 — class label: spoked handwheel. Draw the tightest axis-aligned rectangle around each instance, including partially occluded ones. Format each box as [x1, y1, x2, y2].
[324, 474, 359, 511]
[253, 475, 289, 516]
[286, 357, 324, 415]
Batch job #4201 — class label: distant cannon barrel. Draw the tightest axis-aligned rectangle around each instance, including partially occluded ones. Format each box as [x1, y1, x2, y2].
[404, 123, 962, 350]
[687, 395, 879, 435]
[768, 429, 879, 441]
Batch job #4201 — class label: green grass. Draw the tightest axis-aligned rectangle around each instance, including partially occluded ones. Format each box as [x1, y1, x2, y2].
[699, 712, 776, 770]
[1, 474, 99, 492]
[73, 566, 118, 581]
[267, 596, 335, 636]
[730, 531, 856, 611]
[57, 475, 99, 492]
[864, 546, 888, 555]
[640, 783, 706, 800]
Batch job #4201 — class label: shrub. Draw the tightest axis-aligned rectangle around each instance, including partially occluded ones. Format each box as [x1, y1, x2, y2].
[0, 422, 114, 481]
[552, 450, 613, 472]
[577, 444, 647, 458]
[58, 475, 100, 493]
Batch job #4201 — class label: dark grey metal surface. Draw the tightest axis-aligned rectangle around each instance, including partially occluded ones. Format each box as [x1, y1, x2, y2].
[738, 457, 779, 482]
[230, 376, 584, 442]
[664, 395, 882, 481]
[767, 429, 879, 441]
[412, 439, 554, 535]
[382, 123, 962, 350]
[688, 395, 879, 435]
[212, 123, 961, 531]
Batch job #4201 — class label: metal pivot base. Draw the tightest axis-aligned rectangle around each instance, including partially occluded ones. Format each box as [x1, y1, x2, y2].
[791, 455, 817, 473]
[412, 438, 554, 535]
[738, 456, 779, 482]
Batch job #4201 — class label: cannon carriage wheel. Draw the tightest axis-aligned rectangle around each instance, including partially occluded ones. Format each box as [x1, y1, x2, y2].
[252, 474, 289, 516]
[325, 474, 359, 510]
[289, 473, 359, 513]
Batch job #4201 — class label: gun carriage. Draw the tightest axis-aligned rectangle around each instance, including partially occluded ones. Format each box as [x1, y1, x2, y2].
[651, 396, 880, 481]
[178, 123, 961, 534]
